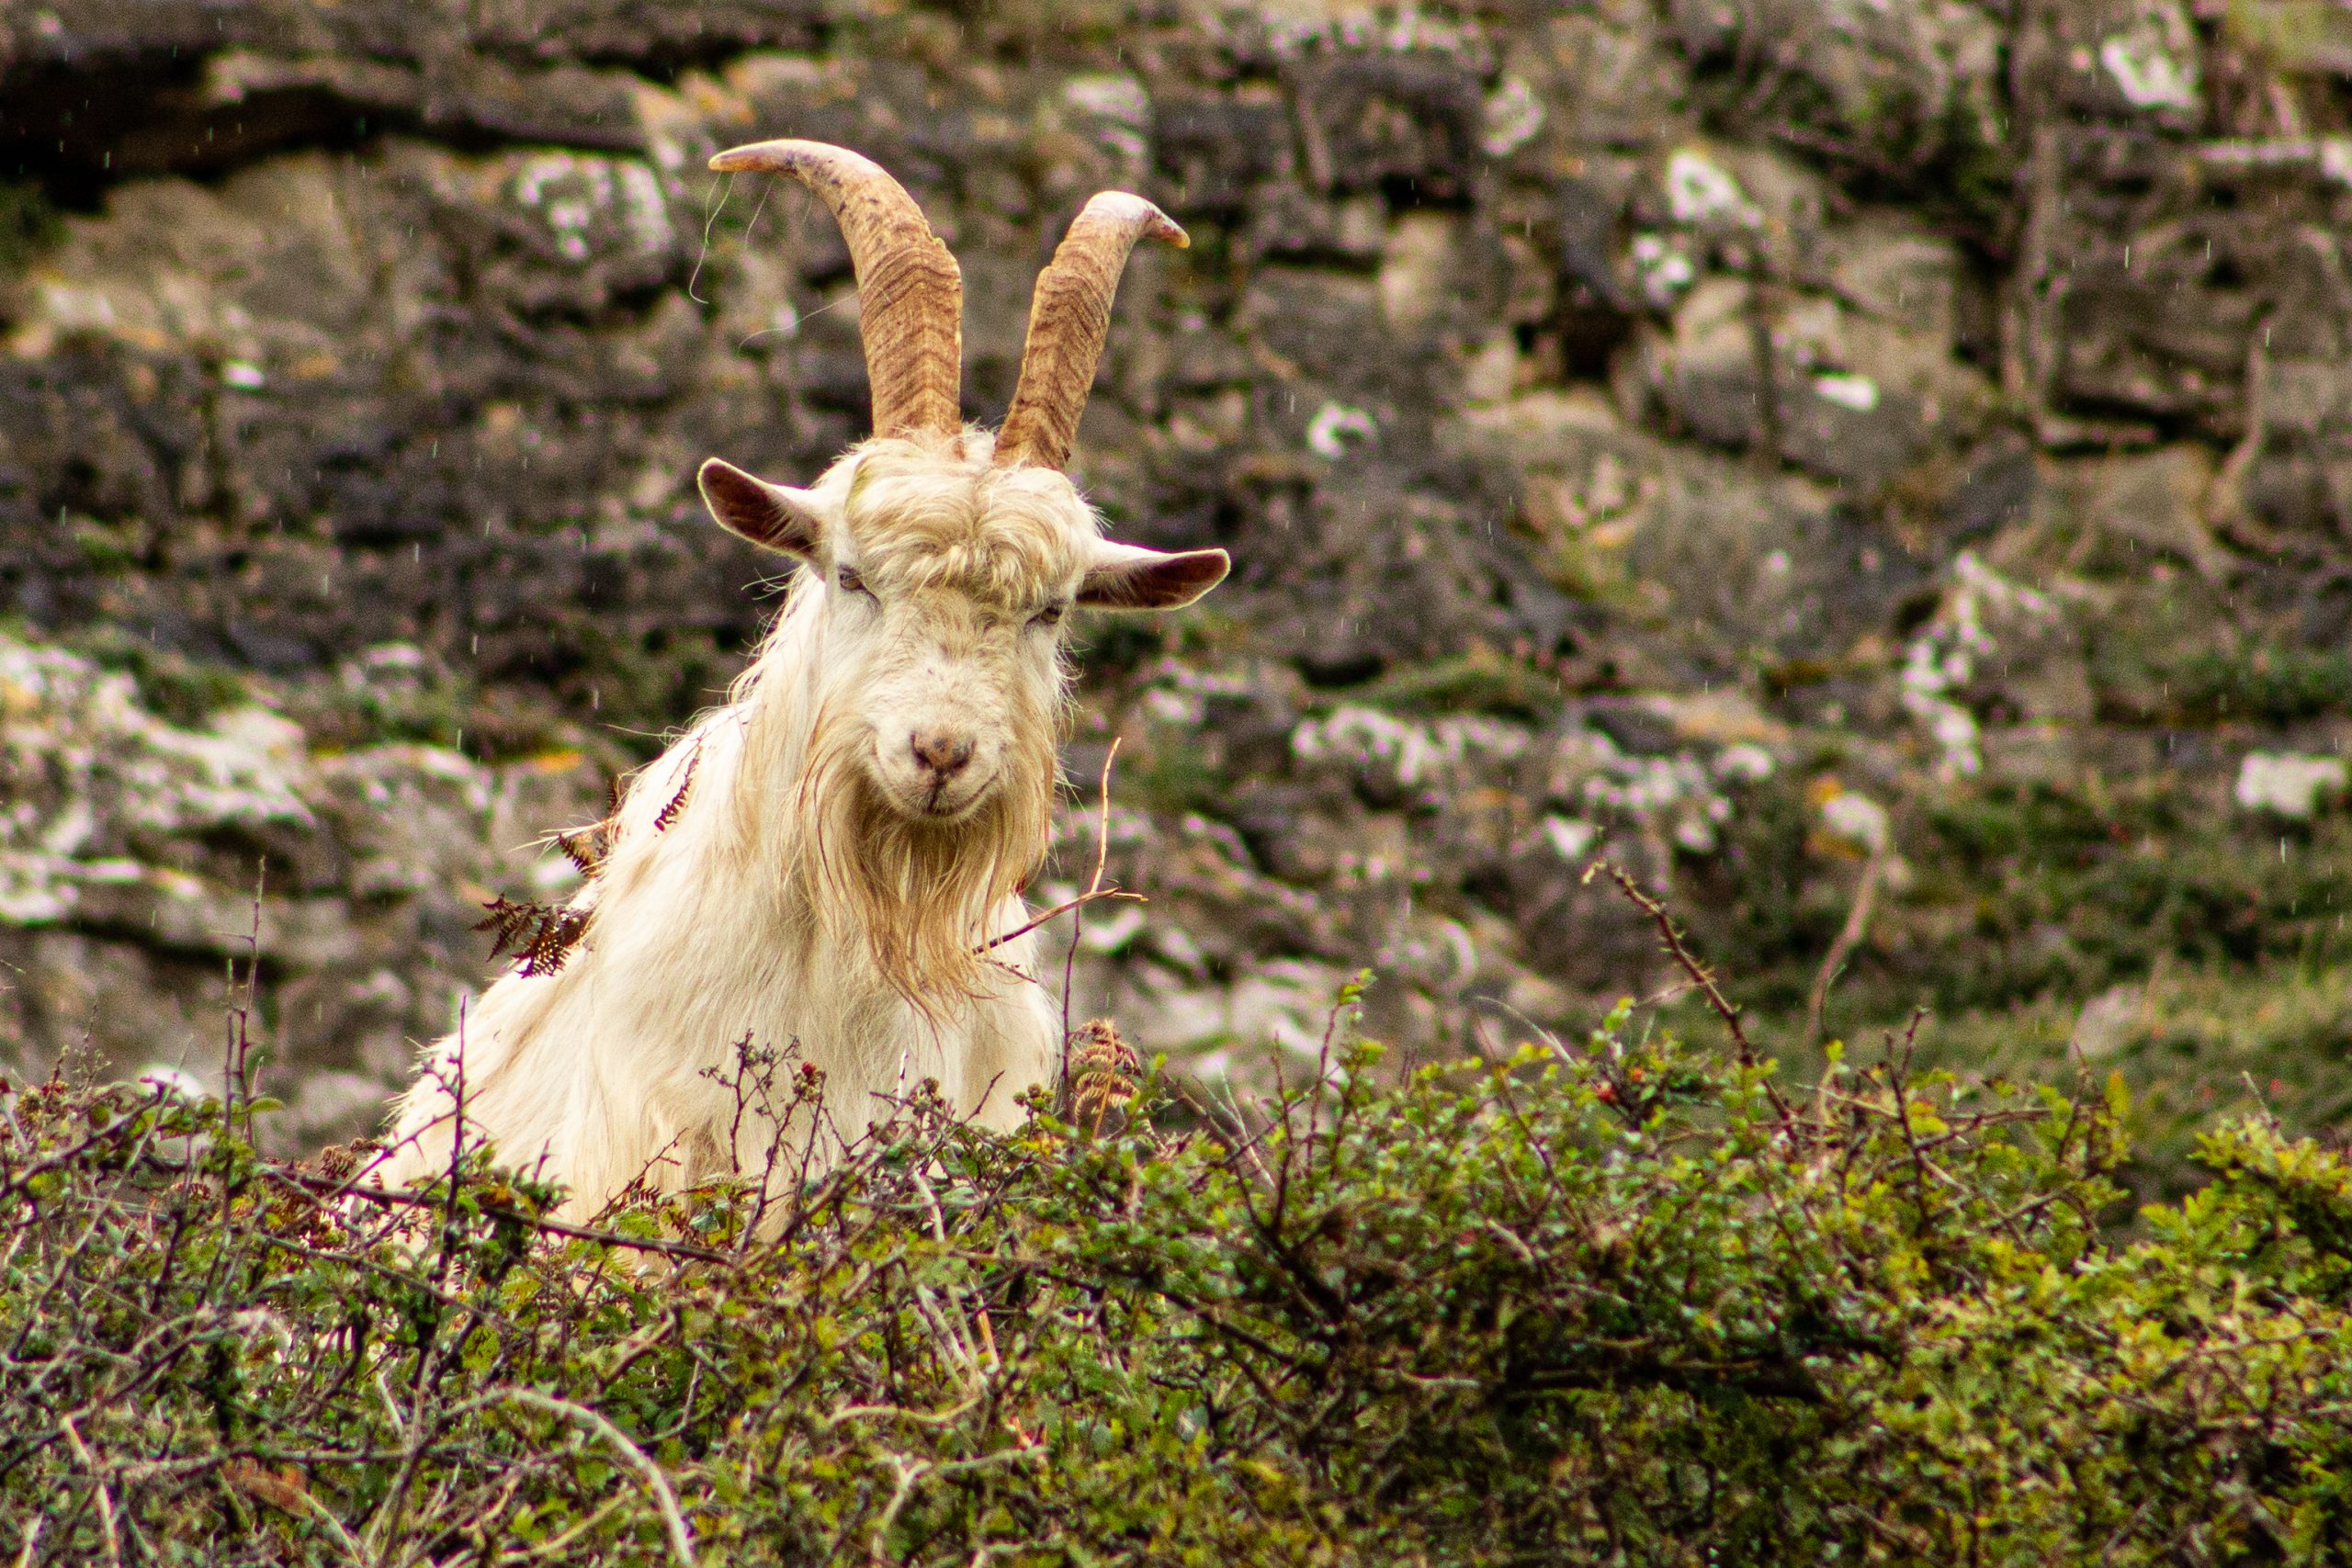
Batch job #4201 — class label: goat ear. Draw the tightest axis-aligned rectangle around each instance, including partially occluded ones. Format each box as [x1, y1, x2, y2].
[1077, 542, 1231, 611]
[698, 457, 825, 559]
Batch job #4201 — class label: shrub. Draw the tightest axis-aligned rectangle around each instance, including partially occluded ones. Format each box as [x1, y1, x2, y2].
[3, 998, 2349, 1563]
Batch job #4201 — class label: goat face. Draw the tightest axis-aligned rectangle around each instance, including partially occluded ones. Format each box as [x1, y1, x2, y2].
[700, 432, 1227, 829]
[688, 141, 1226, 1001]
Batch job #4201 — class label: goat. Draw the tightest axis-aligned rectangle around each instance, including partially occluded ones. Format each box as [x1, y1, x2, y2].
[375, 141, 1227, 1216]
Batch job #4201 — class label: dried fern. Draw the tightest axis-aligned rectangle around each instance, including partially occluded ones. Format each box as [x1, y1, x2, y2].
[550, 823, 610, 880]
[475, 896, 592, 976]
[1069, 1017, 1139, 1134]
[653, 747, 699, 832]
[548, 776, 623, 880]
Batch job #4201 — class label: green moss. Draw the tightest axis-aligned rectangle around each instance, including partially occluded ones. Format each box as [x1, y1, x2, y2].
[1899, 778, 2352, 998]
[1678, 768, 1822, 1008]
[1942, 116, 2017, 234]
[319, 670, 469, 750]
[1158, 601, 1251, 661]
[69, 516, 142, 577]
[548, 626, 736, 760]
[2168, 646, 2352, 724]
[64, 626, 251, 728]
[1921, 964, 2352, 1201]
[1127, 719, 1227, 816]
[1715, 773, 2352, 1168]
[2080, 578, 2352, 725]
[1345, 647, 1564, 721]
[2224, 0, 2352, 72]
[2095, 635, 2352, 725]
[0, 180, 59, 277]
[1068, 614, 1164, 679]
[1924, 776, 2169, 869]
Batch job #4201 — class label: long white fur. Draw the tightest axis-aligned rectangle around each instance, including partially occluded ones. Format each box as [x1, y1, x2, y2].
[372, 429, 1168, 1217]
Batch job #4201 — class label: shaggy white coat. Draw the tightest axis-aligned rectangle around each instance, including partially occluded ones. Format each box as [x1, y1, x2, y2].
[373, 431, 1214, 1216]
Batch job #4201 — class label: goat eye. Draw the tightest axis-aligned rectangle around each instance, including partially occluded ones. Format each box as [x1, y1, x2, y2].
[1033, 603, 1066, 628]
[836, 566, 873, 599]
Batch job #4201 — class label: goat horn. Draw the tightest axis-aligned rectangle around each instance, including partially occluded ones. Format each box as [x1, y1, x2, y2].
[994, 193, 1187, 470]
[708, 139, 964, 439]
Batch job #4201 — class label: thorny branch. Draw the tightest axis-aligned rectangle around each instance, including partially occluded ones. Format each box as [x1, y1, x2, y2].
[1586, 860, 1794, 1122]
[268, 1168, 742, 1269]
[495, 1388, 697, 1567]
[0, 865, 2333, 1566]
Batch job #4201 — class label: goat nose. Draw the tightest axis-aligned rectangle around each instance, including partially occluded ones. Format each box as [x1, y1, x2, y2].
[910, 730, 976, 781]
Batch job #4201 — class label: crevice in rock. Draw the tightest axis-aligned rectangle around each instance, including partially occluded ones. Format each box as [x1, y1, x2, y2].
[0, 17, 832, 217]
[0, 46, 628, 212]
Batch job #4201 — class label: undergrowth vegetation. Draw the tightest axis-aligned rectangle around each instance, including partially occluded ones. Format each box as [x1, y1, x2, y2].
[5, 984, 2352, 1562]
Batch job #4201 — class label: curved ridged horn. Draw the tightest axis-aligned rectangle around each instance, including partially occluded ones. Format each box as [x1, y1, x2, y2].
[994, 193, 1187, 470]
[708, 139, 963, 439]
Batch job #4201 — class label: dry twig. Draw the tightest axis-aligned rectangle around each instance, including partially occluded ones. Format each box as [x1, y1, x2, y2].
[1586, 860, 1793, 1121]
[1804, 840, 1889, 1054]
[979, 739, 1141, 956]
[495, 1387, 696, 1567]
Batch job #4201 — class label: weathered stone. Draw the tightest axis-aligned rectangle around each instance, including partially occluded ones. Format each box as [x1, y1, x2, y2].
[2052, 446, 2233, 582]
[0, 628, 602, 1143]
[2, 0, 2348, 1134]
[1152, 89, 1295, 212]
[1293, 51, 1484, 199]
[1634, 246, 1991, 491]
[1668, 0, 2006, 200]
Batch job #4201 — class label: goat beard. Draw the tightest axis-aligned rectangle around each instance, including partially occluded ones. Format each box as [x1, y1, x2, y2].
[792, 716, 1056, 1014]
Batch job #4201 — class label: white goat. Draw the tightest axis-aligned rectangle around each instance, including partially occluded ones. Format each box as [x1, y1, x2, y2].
[376, 141, 1227, 1215]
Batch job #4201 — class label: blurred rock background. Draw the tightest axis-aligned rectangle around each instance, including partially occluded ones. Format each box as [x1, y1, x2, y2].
[3, 0, 2349, 1187]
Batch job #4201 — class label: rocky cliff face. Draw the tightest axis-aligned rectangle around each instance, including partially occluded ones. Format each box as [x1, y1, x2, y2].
[4, 0, 2350, 1164]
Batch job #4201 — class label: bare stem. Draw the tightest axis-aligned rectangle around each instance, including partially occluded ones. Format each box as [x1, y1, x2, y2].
[60, 1417, 121, 1567]
[984, 887, 1143, 955]
[1586, 860, 1794, 1122]
[256, 1166, 741, 1269]
[495, 1387, 696, 1566]
[980, 738, 1137, 955]
[1804, 843, 1888, 1054]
